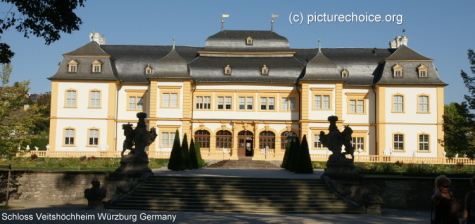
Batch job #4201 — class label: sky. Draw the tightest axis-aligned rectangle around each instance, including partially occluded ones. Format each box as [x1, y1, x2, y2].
[1, 0, 474, 104]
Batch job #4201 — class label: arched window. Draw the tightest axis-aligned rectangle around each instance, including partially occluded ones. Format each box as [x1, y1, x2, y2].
[194, 130, 210, 148]
[281, 131, 297, 149]
[259, 131, 275, 149]
[216, 130, 232, 148]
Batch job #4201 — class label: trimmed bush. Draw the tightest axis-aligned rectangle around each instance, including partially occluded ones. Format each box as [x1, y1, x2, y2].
[281, 141, 291, 168]
[294, 135, 313, 174]
[194, 138, 206, 168]
[167, 130, 185, 171]
[189, 139, 199, 169]
[181, 134, 192, 170]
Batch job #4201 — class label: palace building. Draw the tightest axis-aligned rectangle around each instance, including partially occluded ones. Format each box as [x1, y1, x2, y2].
[48, 30, 446, 161]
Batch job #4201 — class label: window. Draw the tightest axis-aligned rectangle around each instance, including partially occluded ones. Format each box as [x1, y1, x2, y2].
[349, 100, 364, 114]
[419, 134, 429, 151]
[92, 60, 102, 73]
[418, 95, 429, 113]
[393, 95, 404, 112]
[239, 97, 253, 110]
[282, 98, 297, 111]
[196, 96, 211, 110]
[64, 128, 75, 145]
[65, 90, 77, 107]
[161, 132, 176, 147]
[88, 129, 99, 146]
[145, 66, 153, 75]
[246, 37, 253, 45]
[315, 95, 330, 109]
[89, 90, 101, 108]
[162, 93, 178, 108]
[393, 134, 404, 151]
[281, 131, 297, 149]
[126, 90, 147, 111]
[341, 69, 349, 78]
[314, 134, 324, 149]
[195, 130, 210, 148]
[261, 65, 269, 75]
[418, 64, 428, 78]
[217, 96, 232, 110]
[259, 131, 275, 149]
[129, 96, 144, 110]
[260, 97, 275, 110]
[68, 60, 78, 73]
[216, 130, 232, 148]
[224, 65, 232, 75]
[352, 137, 364, 152]
[392, 64, 403, 78]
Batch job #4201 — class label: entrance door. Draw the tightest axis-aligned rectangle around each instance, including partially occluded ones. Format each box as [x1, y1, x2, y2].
[238, 131, 253, 157]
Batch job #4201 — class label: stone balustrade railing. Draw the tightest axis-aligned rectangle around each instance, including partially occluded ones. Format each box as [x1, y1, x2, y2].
[17, 151, 475, 165]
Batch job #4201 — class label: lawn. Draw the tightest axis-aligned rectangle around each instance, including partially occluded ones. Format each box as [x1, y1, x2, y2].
[0, 156, 168, 171]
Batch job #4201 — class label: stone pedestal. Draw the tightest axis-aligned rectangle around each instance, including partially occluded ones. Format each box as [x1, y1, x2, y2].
[114, 152, 152, 176]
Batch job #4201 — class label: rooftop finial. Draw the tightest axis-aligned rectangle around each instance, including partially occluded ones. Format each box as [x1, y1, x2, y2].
[221, 14, 230, 31]
[271, 14, 279, 32]
[318, 39, 321, 52]
[172, 37, 176, 50]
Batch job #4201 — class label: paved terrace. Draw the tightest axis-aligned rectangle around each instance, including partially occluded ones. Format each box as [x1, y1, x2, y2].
[2, 168, 435, 224]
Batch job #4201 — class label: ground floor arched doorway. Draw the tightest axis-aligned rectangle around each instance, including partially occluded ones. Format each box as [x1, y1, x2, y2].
[238, 130, 253, 158]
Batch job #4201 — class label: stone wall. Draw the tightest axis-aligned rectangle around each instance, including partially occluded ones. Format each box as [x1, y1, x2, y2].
[332, 175, 473, 210]
[0, 170, 123, 205]
[1, 170, 473, 210]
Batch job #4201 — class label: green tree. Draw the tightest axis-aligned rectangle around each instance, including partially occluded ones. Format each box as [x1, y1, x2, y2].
[30, 92, 50, 136]
[461, 49, 475, 109]
[181, 133, 191, 170]
[167, 130, 185, 171]
[294, 135, 314, 174]
[442, 102, 475, 157]
[189, 139, 199, 169]
[289, 138, 301, 172]
[0, 0, 86, 63]
[194, 138, 206, 168]
[0, 63, 12, 87]
[0, 81, 45, 157]
[281, 140, 291, 169]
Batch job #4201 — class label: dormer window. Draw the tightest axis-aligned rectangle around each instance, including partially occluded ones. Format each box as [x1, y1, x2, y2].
[68, 60, 78, 73]
[145, 66, 153, 75]
[224, 65, 232, 75]
[417, 64, 428, 78]
[246, 37, 253, 46]
[341, 69, 349, 78]
[392, 64, 403, 78]
[92, 60, 102, 73]
[261, 65, 269, 75]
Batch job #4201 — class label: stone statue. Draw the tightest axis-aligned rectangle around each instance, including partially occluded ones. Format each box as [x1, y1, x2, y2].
[320, 116, 358, 179]
[84, 180, 107, 209]
[319, 115, 355, 162]
[115, 112, 157, 174]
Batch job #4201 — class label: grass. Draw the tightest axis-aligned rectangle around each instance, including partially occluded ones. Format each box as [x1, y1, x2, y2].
[0, 204, 24, 209]
[312, 161, 475, 177]
[0, 156, 169, 171]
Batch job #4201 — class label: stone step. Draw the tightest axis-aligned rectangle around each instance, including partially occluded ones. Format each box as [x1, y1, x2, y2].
[207, 160, 280, 169]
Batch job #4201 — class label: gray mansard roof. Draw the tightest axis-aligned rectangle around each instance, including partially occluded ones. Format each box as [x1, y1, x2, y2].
[49, 30, 446, 87]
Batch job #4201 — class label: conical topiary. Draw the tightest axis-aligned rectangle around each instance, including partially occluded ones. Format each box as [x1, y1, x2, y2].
[181, 133, 192, 170]
[284, 139, 295, 170]
[168, 130, 185, 171]
[194, 138, 206, 168]
[189, 139, 199, 169]
[289, 138, 301, 172]
[295, 135, 314, 174]
[281, 141, 291, 168]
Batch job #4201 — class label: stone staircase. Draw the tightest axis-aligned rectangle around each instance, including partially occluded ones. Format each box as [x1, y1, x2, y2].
[206, 160, 280, 169]
[107, 175, 364, 214]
